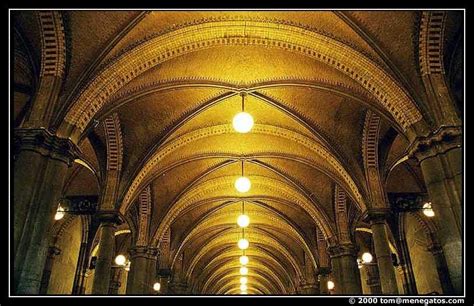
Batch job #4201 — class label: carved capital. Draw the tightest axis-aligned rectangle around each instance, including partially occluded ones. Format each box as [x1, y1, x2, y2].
[362, 208, 392, 225]
[407, 125, 462, 163]
[327, 243, 358, 258]
[129, 246, 149, 258]
[95, 210, 124, 226]
[317, 267, 331, 276]
[147, 247, 159, 258]
[14, 128, 80, 166]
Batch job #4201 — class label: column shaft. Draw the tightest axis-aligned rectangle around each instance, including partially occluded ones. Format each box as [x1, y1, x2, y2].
[329, 245, 362, 294]
[371, 221, 398, 294]
[91, 223, 116, 294]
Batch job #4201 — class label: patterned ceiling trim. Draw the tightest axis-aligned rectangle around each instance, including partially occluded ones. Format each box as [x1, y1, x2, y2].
[121, 124, 365, 214]
[38, 11, 66, 77]
[419, 11, 447, 75]
[334, 184, 351, 244]
[316, 226, 330, 267]
[136, 185, 151, 246]
[171, 208, 317, 271]
[150, 175, 335, 248]
[103, 113, 123, 172]
[362, 110, 387, 208]
[185, 229, 303, 283]
[198, 250, 296, 293]
[62, 19, 421, 138]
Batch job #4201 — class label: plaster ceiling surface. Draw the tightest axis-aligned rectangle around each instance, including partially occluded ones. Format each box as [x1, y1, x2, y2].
[12, 10, 461, 295]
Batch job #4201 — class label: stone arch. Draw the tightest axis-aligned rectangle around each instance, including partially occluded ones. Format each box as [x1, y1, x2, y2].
[59, 18, 422, 140]
[121, 124, 366, 214]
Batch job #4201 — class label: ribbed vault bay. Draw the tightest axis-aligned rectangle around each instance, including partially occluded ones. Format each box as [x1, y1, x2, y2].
[12, 10, 463, 296]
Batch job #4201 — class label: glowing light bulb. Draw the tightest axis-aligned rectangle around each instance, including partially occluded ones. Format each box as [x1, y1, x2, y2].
[327, 280, 335, 290]
[238, 238, 249, 250]
[240, 291, 247, 295]
[240, 284, 248, 291]
[235, 177, 251, 193]
[240, 266, 248, 275]
[237, 214, 250, 228]
[233, 112, 254, 133]
[361, 252, 373, 263]
[54, 205, 65, 220]
[240, 277, 248, 284]
[423, 202, 435, 217]
[115, 254, 127, 266]
[240, 255, 249, 265]
[153, 282, 161, 292]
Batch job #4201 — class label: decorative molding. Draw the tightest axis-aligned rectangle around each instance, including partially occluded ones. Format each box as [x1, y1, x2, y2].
[136, 185, 151, 246]
[407, 125, 462, 162]
[13, 128, 80, 166]
[62, 19, 421, 134]
[122, 124, 365, 214]
[103, 113, 123, 172]
[37, 11, 66, 78]
[362, 110, 388, 208]
[334, 185, 351, 244]
[419, 11, 447, 75]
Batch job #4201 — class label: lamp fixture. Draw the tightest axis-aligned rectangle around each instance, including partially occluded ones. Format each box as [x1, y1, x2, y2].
[361, 252, 373, 263]
[153, 282, 161, 292]
[327, 280, 335, 290]
[240, 266, 248, 275]
[237, 201, 250, 228]
[422, 202, 435, 217]
[240, 255, 249, 265]
[235, 160, 251, 193]
[115, 254, 127, 266]
[240, 277, 248, 284]
[238, 238, 249, 250]
[240, 284, 248, 291]
[54, 204, 65, 220]
[232, 93, 254, 133]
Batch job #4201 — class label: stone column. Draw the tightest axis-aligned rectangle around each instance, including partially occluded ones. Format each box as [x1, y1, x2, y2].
[364, 263, 382, 294]
[91, 211, 123, 294]
[327, 244, 362, 294]
[408, 126, 462, 294]
[108, 266, 123, 295]
[13, 129, 78, 294]
[145, 248, 159, 294]
[367, 210, 399, 294]
[428, 243, 454, 294]
[39, 245, 61, 294]
[298, 282, 319, 295]
[126, 246, 150, 294]
[157, 269, 171, 295]
[317, 267, 330, 294]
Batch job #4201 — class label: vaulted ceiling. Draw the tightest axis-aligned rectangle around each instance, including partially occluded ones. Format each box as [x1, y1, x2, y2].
[12, 10, 463, 295]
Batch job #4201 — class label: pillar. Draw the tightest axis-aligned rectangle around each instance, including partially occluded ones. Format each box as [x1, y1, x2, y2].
[126, 246, 157, 294]
[91, 211, 123, 294]
[367, 210, 399, 294]
[146, 248, 159, 294]
[428, 243, 454, 294]
[108, 267, 123, 295]
[364, 263, 382, 294]
[408, 126, 462, 294]
[39, 245, 61, 294]
[327, 244, 362, 294]
[13, 128, 78, 294]
[156, 269, 171, 295]
[317, 267, 330, 294]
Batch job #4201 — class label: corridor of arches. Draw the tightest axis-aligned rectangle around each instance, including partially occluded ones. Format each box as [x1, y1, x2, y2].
[11, 10, 463, 296]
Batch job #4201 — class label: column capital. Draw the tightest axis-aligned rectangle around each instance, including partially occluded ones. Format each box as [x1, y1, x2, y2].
[95, 210, 124, 226]
[317, 267, 331, 276]
[407, 125, 462, 163]
[14, 128, 80, 166]
[362, 208, 392, 224]
[327, 243, 358, 258]
[129, 246, 149, 258]
[147, 247, 159, 258]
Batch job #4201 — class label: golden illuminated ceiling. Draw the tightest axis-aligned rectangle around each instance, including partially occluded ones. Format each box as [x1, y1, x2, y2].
[12, 10, 463, 295]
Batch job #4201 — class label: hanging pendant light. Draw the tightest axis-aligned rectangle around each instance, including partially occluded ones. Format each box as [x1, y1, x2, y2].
[240, 255, 249, 265]
[233, 93, 254, 133]
[240, 276, 248, 284]
[238, 238, 249, 250]
[235, 160, 251, 193]
[237, 201, 250, 228]
[240, 266, 248, 275]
